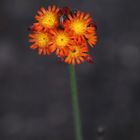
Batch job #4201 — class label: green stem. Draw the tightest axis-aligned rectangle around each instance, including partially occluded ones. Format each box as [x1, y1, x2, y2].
[69, 64, 83, 140]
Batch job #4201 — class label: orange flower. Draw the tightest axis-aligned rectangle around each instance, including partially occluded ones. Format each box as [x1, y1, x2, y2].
[35, 5, 60, 30]
[49, 30, 72, 56]
[29, 31, 51, 55]
[64, 11, 97, 47]
[65, 41, 89, 65]
[29, 23, 43, 32]
[28, 5, 98, 65]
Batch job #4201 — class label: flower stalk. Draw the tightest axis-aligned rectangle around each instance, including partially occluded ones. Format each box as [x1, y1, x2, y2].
[69, 64, 83, 140]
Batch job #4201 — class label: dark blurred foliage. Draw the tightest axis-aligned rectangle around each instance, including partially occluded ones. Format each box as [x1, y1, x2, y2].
[0, 0, 140, 140]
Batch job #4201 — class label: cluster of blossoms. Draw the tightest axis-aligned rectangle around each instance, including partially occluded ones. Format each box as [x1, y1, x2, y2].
[28, 5, 97, 64]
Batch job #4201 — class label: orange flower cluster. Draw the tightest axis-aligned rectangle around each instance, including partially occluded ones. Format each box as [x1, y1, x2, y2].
[28, 5, 97, 64]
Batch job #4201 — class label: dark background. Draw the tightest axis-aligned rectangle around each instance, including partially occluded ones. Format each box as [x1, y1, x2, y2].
[0, 0, 140, 140]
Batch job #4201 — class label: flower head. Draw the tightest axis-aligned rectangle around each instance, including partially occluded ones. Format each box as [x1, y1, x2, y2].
[29, 31, 51, 55]
[65, 41, 89, 65]
[49, 30, 72, 56]
[64, 11, 97, 47]
[35, 5, 60, 30]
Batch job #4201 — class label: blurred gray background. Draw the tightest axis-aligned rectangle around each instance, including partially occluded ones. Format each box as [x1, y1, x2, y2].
[0, 0, 140, 140]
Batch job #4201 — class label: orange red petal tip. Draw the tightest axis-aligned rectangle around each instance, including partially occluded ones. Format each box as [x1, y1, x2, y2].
[28, 5, 97, 65]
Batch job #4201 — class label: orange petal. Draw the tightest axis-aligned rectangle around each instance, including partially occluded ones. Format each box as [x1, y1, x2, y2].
[52, 5, 56, 12]
[37, 11, 43, 16]
[56, 8, 60, 13]
[72, 58, 75, 65]
[84, 13, 90, 20]
[76, 58, 81, 64]
[29, 39, 35, 43]
[48, 6, 51, 11]
[43, 49, 47, 55]
[38, 48, 43, 55]
[30, 44, 37, 49]
[35, 15, 40, 20]
[79, 56, 85, 62]
[76, 11, 80, 17]
[80, 12, 84, 20]
[41, 7, 46, 14]
[29, 34, 34, 38]
[68, 14, 73, 21]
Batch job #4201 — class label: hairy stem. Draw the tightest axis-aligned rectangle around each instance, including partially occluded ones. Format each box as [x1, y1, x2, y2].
[69, 64, 83, 140]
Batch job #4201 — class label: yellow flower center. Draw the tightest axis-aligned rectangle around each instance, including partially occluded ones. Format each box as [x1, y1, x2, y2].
[35, 33, 49, 47]
[70, 46, 80, 56]
[55, 32, 69, 48]
[41, 12, 56, 28]
[71, 20, 86, 35]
